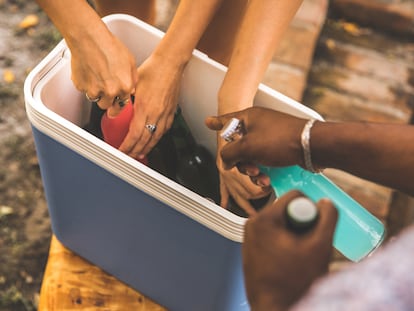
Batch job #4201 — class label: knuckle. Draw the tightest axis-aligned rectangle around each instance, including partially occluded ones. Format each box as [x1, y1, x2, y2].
[106, 89, 118, 99]
[88, 87, 101, 98]
[103, 82, 119, 98]
[97, 101, 110, 110]
[121, 80, 134, 94]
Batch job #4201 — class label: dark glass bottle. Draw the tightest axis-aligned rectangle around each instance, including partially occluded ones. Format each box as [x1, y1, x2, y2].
[169, 107, 220, 204]
[83, 102, 105, 140]
[147, 128, 178, 181]
[227, 195, 272, 218]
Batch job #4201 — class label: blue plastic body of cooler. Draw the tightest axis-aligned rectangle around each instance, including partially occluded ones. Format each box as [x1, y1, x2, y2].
[31, 126, 248, 311]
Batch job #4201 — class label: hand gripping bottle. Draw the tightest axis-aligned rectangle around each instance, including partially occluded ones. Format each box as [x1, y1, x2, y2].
[220, 118, 385, 262]
[285, 197, 319, 233]
[100, 100, 148, 165]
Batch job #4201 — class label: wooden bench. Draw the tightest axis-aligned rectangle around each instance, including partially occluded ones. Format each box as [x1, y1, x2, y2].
[38, 235, 166, 310]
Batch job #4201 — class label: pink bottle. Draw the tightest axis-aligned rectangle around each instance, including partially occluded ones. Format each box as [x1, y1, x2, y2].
[101, 101, 148, 165]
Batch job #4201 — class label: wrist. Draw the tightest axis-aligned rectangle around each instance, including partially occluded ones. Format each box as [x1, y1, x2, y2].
[151, 45, 190, 73]
[153, 26, 199, 70]
[64, 15, 110, 53]
[217, 68, 260, 115]
[217, 90, 255, 115]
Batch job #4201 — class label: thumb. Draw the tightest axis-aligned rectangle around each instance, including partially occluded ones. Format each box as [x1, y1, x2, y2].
[107, 105, 121, 118]
[205, 112, 240, 131]
[204, 116, 224, 131]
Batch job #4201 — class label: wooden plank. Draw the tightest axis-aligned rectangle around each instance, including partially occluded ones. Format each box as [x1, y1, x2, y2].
[305, 86, 411, 123]
[332, 0, 414, 37]
[38, 236, 166, 311]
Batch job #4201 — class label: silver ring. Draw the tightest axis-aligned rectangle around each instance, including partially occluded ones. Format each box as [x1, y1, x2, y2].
[145, 124, 157, 134]
[85, 93, 101, 103]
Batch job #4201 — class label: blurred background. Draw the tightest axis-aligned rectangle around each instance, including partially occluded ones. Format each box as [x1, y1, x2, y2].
[0, 0, 413, 310]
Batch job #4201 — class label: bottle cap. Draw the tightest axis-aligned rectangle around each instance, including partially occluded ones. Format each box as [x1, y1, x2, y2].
[220, 118, 243, 142]
[285, 197, 319, 232]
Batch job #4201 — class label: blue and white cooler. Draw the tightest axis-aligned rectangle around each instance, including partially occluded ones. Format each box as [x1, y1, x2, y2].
[24, 14, 323, 311]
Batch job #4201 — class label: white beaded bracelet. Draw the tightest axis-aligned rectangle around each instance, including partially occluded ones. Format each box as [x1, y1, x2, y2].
[301, 119, 322, 173]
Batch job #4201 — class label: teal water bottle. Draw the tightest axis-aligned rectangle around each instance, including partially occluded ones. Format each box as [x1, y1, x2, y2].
[220, 118, 385, 262]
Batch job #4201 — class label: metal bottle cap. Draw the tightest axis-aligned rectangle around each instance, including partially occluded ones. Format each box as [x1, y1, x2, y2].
[286, 197, 319, 232]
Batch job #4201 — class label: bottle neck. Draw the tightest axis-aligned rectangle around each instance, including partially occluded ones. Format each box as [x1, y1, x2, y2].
[171, 106, 197, 154]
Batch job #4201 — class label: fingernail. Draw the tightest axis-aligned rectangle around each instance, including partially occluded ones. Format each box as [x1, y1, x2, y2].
[318, 198, 335, 208]
[319, 198, 332, 204]
[246, 169, 257, 177]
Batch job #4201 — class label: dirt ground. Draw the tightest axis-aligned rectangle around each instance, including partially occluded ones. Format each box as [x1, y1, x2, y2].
[0, 1, 62, 310]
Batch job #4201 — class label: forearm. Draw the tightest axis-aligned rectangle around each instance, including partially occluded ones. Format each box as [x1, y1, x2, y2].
[34, 0, 109, 52]
[218, 0, 303, 114]
[312, 121, 414, 195]
[153, 0, 223, 68]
